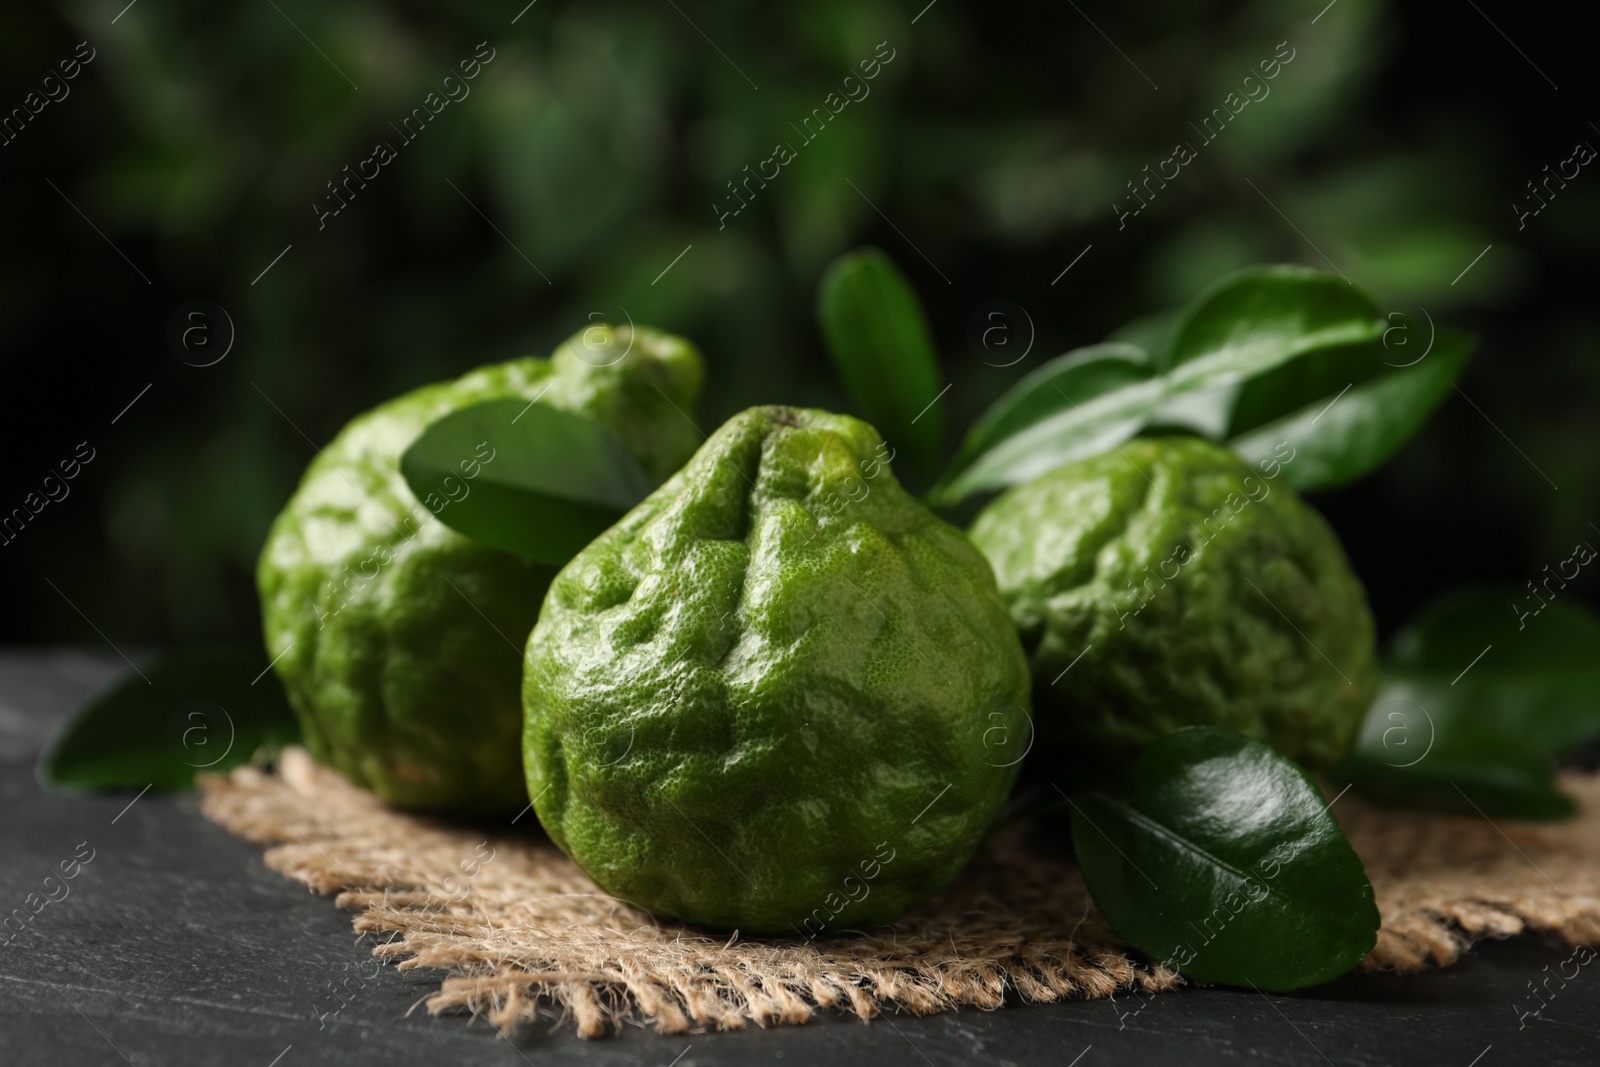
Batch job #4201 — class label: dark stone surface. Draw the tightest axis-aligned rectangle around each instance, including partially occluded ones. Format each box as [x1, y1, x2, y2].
[3, 651, 1597, 1066]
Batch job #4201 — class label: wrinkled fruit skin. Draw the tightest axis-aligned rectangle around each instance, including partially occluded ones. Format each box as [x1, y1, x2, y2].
[969, 436, 1377, 781]
[524, 406, 1031, 935]
[258, 326, 702, 815]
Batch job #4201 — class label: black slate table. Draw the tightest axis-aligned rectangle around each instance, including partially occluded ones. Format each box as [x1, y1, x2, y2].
[3, 650, 1596, 1066]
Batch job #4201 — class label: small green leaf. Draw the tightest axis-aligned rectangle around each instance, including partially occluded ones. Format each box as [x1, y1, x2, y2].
[400, 398, 654, 565]
[1164, 265, 1386, 381]
[1388, 587, 1600, 757]
[1113, 307, 1245, 439]
[1334, 586, 1600, 820]
[929, 375, 1167, 506]
[933, 265, 1394, 505]
[1070, 727, 1378, 991]
[1143, 384, 1241, 439]
[1224, 340, 1389, 441]
[817, 248, 944, 482]
[1229, 330, 1473, 491]
[1148, 266, 1386, 458]
[1335, 675, 1575, 821]
[931, 343, 1152, 506]
[40, 648, 302, 792]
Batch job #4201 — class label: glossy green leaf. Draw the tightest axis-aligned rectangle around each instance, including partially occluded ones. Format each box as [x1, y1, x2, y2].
[929, 375, 1167, 506]
[40, 648, 302, 793]
[1335, 674, 1575, 820]
[1229, 329, 1473, 491]
[1070, 727, 1378, 991]
[1148, 267, 1388, 463]
[934, 265, 1394, 505]
[931, 343, 1152, 506]
[1164, 265, 1385, 380]
[1143, 385, 1240, 439]
[817, 248, 945, 482]
[1224, 340, 1389, 441]
[400, 398, 654, 565]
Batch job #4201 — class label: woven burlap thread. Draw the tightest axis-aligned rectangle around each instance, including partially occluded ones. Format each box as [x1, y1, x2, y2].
[199, 749, 1600, 1038]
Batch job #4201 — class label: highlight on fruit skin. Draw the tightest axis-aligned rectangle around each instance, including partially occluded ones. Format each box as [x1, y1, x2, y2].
[522, 405, 1033, 935]
[969, 434, 1378, 783]
[256, 325, 703, 816]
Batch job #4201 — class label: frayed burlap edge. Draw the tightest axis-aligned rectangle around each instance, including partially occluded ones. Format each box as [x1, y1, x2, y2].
[199, 749, 1600, 1038]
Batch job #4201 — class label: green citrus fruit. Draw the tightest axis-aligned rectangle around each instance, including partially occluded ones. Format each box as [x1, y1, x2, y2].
[258, 325, 702, 815]
[523, 406, 1031, 935]
[968, 436, 1377, 781]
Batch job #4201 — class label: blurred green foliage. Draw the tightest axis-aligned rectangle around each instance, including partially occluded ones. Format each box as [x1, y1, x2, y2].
[2, 0, 1596, 644]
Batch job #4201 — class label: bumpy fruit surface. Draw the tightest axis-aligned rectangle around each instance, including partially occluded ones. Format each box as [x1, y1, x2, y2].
[523, 406, 1031, 935]
[258, 326, 702, 815]
[969, 436, 1377, 780]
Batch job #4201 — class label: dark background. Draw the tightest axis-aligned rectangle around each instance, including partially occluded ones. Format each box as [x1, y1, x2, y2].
[3, 0, 1596, 648]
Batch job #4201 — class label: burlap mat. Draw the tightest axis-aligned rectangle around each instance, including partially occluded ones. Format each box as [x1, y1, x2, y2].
[199, 749, 1600, 1038]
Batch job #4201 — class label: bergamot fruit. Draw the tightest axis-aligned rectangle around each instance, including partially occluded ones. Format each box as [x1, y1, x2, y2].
[258, 325, 702, 815]
[968, 435, 1377, 780]
[522, 406, 1030, 935]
